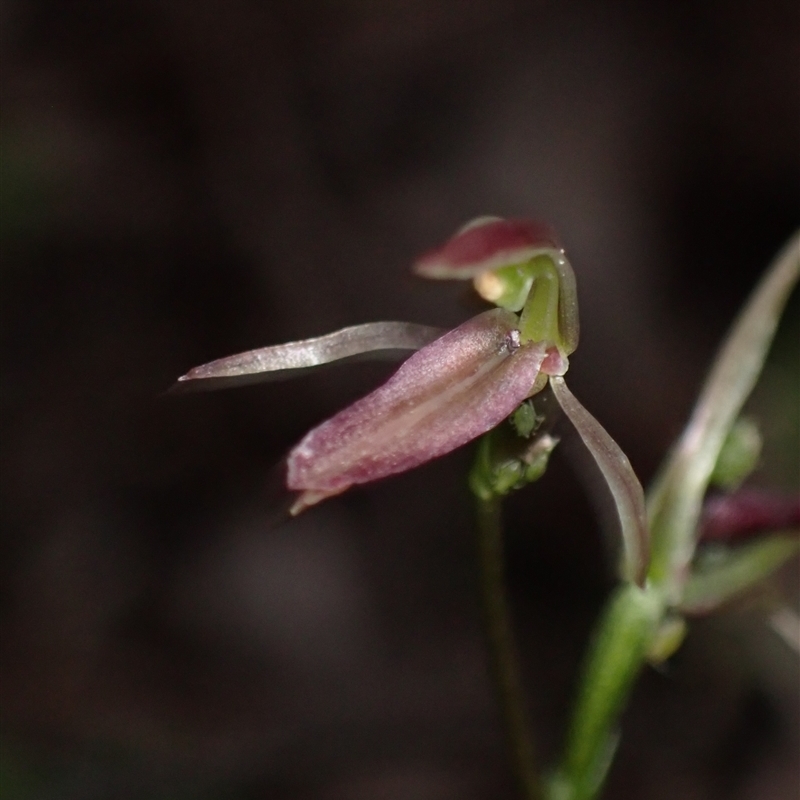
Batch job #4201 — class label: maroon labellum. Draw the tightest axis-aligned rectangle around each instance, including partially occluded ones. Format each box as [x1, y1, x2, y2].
[286, 308, 551, 514]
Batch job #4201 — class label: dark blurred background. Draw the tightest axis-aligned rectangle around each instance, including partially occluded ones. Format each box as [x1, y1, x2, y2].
[1, 1, 798, 798]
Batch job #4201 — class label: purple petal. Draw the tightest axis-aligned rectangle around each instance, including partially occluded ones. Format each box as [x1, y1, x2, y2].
[287, 309, 547, 513]
[413, 217, 562, 279]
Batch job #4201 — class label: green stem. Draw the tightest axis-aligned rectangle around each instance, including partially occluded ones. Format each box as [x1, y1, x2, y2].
[475, 495, 543, 800]
[549, 584, 662, 800]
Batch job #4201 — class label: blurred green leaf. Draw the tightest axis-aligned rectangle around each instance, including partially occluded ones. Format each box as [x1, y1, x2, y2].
[647, 231, 800, 600]
[680, 533, 799, 614]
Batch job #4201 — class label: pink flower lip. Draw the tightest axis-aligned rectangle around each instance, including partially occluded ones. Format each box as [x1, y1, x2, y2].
[413, 217, 563, 279]
[286, 308, 548, 514]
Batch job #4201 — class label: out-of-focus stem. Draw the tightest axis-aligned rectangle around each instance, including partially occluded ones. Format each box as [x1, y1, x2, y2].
[548, 584, 662, 800]
[475, 495, 543, 800]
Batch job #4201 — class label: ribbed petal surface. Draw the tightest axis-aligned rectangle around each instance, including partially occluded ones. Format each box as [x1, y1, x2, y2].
[287, 309, 546, 512]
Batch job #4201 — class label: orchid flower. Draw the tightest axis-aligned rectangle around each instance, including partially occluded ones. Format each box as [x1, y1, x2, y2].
[177, 217, 649, 583]
[175, 219, 799, 800]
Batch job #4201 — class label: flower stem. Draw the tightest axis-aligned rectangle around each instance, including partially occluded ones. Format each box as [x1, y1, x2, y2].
[475, 495, 543, 800]
[548, 584, 662, 800]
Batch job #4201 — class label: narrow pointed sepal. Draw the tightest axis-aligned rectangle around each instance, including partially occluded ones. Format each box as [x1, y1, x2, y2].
[550, 376, 650, 586]
[175, 322, 444, 391]
[287, 309, 548, 514]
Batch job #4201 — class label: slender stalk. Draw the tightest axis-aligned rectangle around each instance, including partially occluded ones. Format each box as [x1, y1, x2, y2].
[475, 495, 543, 800]
[548, 584, 662, 800]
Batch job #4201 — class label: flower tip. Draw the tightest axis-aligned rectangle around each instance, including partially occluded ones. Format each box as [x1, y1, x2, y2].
[289, 487, 346, 516]
[177, 361, 223, 382]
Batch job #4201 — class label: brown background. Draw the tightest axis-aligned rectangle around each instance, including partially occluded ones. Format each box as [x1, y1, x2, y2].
[2, 1, 798, 798]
